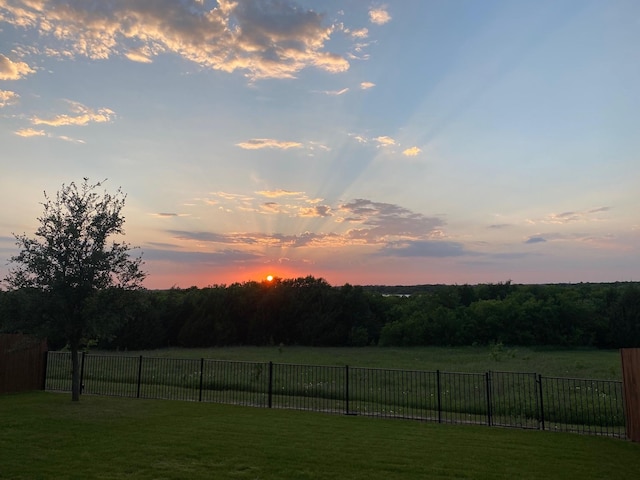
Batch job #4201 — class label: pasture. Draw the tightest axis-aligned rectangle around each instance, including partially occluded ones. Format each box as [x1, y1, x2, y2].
[1, 392, 638, 480]
[100, 345, 623, 380]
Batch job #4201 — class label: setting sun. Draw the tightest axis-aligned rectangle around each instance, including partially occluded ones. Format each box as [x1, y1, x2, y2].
[266, 275, 274, 282]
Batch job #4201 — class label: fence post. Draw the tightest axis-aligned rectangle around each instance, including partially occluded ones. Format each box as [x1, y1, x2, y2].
[199, 358, 204, 402]
[537, 374, 545, 431]
[345, 365, 350, 415]
[136, 355, 143, 399]
[486, 371, 493, 426]
[80, 351, 86, 395]
[437, 370, 442, 423]
[41, 350, 49, 391]
[268, 361, 273, 408]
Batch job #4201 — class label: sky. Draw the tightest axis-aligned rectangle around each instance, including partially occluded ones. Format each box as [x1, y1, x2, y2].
[1, 0, 639, 289]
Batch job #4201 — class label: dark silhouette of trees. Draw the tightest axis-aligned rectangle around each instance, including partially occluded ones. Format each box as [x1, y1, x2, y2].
[3, 179, 145, 400]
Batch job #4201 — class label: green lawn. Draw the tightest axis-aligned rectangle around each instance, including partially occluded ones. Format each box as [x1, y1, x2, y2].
[98, 345, 623, 380]
[1, 392, 637, 480]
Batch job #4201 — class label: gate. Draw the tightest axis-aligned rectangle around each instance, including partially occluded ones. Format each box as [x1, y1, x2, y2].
[0, 333, 48, 394]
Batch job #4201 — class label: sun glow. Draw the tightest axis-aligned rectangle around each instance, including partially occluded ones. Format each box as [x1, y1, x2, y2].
[266, 275, 274, 282]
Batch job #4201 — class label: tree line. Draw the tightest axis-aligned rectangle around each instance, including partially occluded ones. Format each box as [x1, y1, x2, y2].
[2, 277, 639, 350]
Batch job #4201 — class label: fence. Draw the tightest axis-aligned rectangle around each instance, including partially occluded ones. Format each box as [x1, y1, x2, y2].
[621, 348, 640, 442]
[45, 352, 626, 437]
[0, 334, 48, 394]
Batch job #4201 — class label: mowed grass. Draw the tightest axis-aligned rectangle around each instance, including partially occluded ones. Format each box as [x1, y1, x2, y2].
[102, 346, 623, 380]
[1, 392, 638, 480]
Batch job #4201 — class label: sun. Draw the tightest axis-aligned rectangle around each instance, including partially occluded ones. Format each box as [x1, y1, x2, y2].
[266, 275, 274, 282]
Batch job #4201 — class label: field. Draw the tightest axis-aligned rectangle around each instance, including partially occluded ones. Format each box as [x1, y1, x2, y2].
[99, 345, 624, 380]
[0, 392, 638, 480]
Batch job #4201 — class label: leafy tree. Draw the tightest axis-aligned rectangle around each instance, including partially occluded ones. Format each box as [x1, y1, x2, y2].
[3, 179, 146, 401]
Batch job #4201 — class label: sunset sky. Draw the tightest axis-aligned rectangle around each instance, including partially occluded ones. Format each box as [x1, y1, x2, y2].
[1, 0, 639, 289]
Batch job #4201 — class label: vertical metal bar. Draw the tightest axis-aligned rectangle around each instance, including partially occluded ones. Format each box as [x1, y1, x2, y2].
[538, 375, 545, 430]
[136, 355, 143, 398]
[199, 358, 204, 402]
[486, 371, 492, 426]
[268, 361, 273, 408]
[437, 370, 442, 423]
[345, 365, 350, 415]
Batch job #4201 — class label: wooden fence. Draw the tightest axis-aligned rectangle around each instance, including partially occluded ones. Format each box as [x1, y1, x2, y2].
[621, 348, 640, 442]
[0, 333, 48, 394]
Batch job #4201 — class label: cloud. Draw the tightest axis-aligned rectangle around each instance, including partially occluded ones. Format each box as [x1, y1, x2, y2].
[31, 101, 115, 127]
[488, 224, 512, 229]
[0, 54, 35, 80]
[151, 212, 191, 218]
[256, 189, 304, 198]
[525, 236, 547, 244]
[339, 199, 444, 243]
[374, 135, 395, 147]
[379, 240, 469, 258]
[299, 205, 332, 217]
[13, 127, 84, 143]
[0, 90, 19, 107]
[321, 87, 349, 95]
[172, 195, 446, 252]
[528, 207, 612, 225]
[369, 6, 391, 25]
[402, 146, 421, 157]
[124, 48, 153, 63]
[143, 248, 263, 265]
[360, 81, 375, 89]
[0, 0, 351, 80]
[260, 202, 286, 214]
[349, 28, 368, 39]
[236, 138, 303, 150]
[14, 128, 46, 137]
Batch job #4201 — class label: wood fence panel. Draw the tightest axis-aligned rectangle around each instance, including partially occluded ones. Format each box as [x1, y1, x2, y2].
[0, 334, 48, 394]
[621, 348, 640, 442]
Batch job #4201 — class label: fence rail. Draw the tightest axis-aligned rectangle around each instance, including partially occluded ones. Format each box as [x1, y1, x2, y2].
[45, 352, 625, 437]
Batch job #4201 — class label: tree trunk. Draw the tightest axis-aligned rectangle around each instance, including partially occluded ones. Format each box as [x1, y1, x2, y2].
[71, 344, 81, 402]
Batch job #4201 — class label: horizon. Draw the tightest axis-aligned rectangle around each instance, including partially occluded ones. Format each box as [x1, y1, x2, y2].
[1, 1, 638, 289]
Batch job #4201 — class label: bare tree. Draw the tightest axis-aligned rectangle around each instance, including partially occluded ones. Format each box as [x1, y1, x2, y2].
[4, 179, 146, 401]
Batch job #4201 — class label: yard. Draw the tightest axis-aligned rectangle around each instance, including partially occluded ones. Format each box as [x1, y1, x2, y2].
[1, 392, 638, 479]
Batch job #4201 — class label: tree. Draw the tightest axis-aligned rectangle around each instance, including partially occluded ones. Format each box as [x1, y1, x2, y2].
[4, 179, 146, 401]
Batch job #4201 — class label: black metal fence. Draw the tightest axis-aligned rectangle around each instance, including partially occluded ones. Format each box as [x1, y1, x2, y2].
[45, 352, 625, 437]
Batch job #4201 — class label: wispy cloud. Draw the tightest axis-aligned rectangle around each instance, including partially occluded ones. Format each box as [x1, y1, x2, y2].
[524, 236, 547, 244]
[31, 101, 115, 127]
[0, 0, 352, 80]
[360, 81, 375, 89]
[529, 207, 612, 225]
[143, 247, 263, 265]
[379, 240, 470, 258]
[299, 205, 332, 217]
[369, 6, 391, 25]
[14, 127, 45, 137]
[0, 54, 34, 80]
[349, 28, 369, 39]
[151, 212, 191, 218]
[321, 87, 349, 96]
[256, 189, 304, 198]
[13, 127, 85, 143]
[168, 195, 446, 252]
[339, 198, 444, 243]
[402, 146, 421, 157]
[236, 138, 303, 150]
[0, 89, 19, 107]
[374, 135, 395, 147]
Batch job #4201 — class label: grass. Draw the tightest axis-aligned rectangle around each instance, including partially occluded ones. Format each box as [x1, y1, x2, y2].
[99, 345, 624, 380]
[1, 392, 638, 480]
